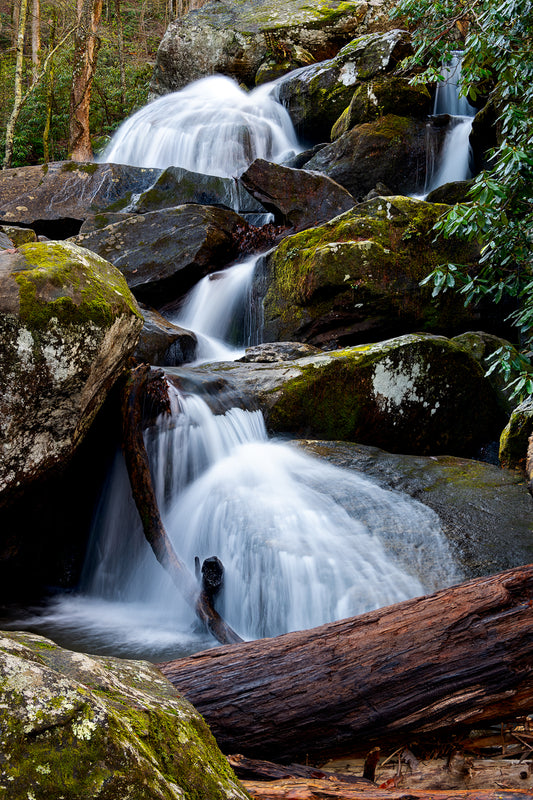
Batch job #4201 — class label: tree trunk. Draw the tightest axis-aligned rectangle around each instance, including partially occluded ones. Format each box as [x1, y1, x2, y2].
[30, 0, 40, 80]
[159, 564, 533, 762]
[3, 0, 29, 169]
[113, 0, 126, 105]
[68, 0, 102, 161]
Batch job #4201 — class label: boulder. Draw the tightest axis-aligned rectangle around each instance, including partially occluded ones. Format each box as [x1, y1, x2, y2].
[135, 305, 198, 365]
[79, 212, 136, 234]
[499, 397, 533, 470]
[150, 0, 369, 94]
[295, 440, 533, 577]
[0, 162, 161, 233]
[71, 204, 247, 303]
[426, 179, 473, 205]
[276, 30, 412, 141]
[130, 166, 264, 215]
[452, 331, 524, 414]
[0, 225, 38, 247]
[240, 158, 356, 230]
[237, 341, 322, 362]
[0, 230, 14, 250]
[256, 195, 480, 348]
[0, 241, 143, 504]
[254, 44, 315, 85]
[331, 76, 431, 139]
[180, 333, 505, 457]
[0, 630, 249, 800]
[303, 114, 428, 198]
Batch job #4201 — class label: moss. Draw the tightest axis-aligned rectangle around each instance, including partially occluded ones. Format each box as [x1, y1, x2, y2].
[61, 161, 100, 175]
[12, 241, 141, 332]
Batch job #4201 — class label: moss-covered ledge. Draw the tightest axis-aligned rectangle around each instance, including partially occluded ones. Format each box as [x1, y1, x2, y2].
[0, 631, 249, 800]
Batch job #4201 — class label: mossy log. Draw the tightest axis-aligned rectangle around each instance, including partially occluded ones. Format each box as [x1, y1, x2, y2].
[121, 363, 243, 645]
[158, 564, 533, 761]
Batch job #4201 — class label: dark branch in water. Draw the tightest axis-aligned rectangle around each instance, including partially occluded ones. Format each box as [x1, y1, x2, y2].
[121, 363, 243, 646]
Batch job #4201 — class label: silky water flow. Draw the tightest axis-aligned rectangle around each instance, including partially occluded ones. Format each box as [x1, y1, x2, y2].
[13, 75, 463, 661]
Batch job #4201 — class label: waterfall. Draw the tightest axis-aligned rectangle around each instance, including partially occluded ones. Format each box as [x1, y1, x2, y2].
[100, 75, 301, 177]
[424, 53, 476, 194]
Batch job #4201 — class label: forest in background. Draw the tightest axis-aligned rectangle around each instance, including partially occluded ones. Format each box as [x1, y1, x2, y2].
[0, 0, 174, 166]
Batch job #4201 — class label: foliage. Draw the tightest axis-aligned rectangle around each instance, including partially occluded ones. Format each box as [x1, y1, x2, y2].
[395, 0, 533, 400]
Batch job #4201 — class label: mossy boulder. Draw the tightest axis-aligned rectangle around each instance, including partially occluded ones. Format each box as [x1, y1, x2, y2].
[0, 630, 249, 800]
[331, 76, 431, 140]
[71, 204, 247, 304]
[276, 30, 412, 142]
[0, 225, 38, 247]
[150, 0, 370, 94]
[0, 162, 161, 230]
[264, 334, 505, 456]
[304, 114, 427, 198]
[240, 158, 356, 230]
[499, 397, 533, 470]
[0, 241, 143, 505]
[257, 195, 479, 347]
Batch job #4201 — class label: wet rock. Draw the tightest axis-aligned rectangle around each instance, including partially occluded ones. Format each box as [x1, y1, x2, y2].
[78, 212, 136, 234]
[276, 30, 412, 142]
[150, 0, 369, 94]
[0, 630, 249, 800]
[295, 439, 533, 577]
[131, 166, 265, 215]
[200, 333, 506, 457]
[237, 341, 322, 362]
[0, 162, 161, 231]
[254, 45, 316, 85]
[136, 305, 198, 366]
[0, 241, 143, 505]
[452, 331, 523, 414]
[240, 158, 356, 230]
[426, 180, 473, 204]
[499, 397, 533, 470]
[331, 76, 431, 140]
[304, 114, 427, 198]
[71, 204, 247, 303]
[256, 195, 480, 348]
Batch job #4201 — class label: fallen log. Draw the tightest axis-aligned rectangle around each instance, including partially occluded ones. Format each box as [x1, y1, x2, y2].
[121, 364, 242, 645]
[158, 564, 533, 761]
[241, 778, 533, 800]
[227, 754, 373, 785]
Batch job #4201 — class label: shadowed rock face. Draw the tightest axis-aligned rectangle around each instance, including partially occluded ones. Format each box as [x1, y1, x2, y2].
[240, 158, 356, 231]
[0, 240, 143, 506]
[0, 630, 249, 800]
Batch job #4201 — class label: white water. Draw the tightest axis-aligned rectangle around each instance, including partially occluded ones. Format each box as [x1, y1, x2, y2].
[12, 74, 465, 660]
[100, 75, 301, 177]
[423, 53, 476, 194]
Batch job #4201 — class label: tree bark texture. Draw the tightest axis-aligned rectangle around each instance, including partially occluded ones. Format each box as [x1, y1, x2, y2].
[68, 0, 102, 161]
[158, 564, 533, 762]
[3, 0, 29, 169]
[121, 364, 243, 645]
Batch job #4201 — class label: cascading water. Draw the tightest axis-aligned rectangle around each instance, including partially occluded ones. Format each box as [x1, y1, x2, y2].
[100, 75, 301, 177]
[424, 53, 476, 194]
[8, 75, 465, 661]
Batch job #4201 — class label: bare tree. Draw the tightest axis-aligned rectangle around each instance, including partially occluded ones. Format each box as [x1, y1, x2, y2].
[68, 0, 103, 161]
[3, 0, 29, 169]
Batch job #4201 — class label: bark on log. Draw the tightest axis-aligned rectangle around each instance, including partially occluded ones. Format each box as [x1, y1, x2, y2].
[121, 364, 242, 645]
[241, 779, 533, 800]
[158, 564, 533, 761]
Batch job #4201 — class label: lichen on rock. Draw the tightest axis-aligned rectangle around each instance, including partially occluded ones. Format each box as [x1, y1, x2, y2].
[0, 631, 249, 800]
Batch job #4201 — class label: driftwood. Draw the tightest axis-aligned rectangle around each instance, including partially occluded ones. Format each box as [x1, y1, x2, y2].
[241, 779, 533, 800]
[121, 364, 242, 645]
[227, 754, 373, 785]
[158, 564, 533, 761]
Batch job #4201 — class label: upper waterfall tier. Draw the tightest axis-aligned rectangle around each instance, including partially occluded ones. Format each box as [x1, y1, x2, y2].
[100, 75, 301, 177]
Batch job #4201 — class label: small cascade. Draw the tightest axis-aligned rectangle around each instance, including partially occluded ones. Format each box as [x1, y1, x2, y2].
[423, 53, 476, 194]
[100, 75, 301, 177]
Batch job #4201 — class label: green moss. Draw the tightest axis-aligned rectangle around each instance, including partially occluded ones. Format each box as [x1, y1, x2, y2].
[61, 161, 99, 175]
[12, 241, 141, 331]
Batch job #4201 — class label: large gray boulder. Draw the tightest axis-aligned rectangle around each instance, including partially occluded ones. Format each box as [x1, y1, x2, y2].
[150, 0, 372, 94]
[71, 204, 247, 303]
[0, 630, 249, 800]
[0, 162, 160, 229]
[0, 241, 143, 505]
